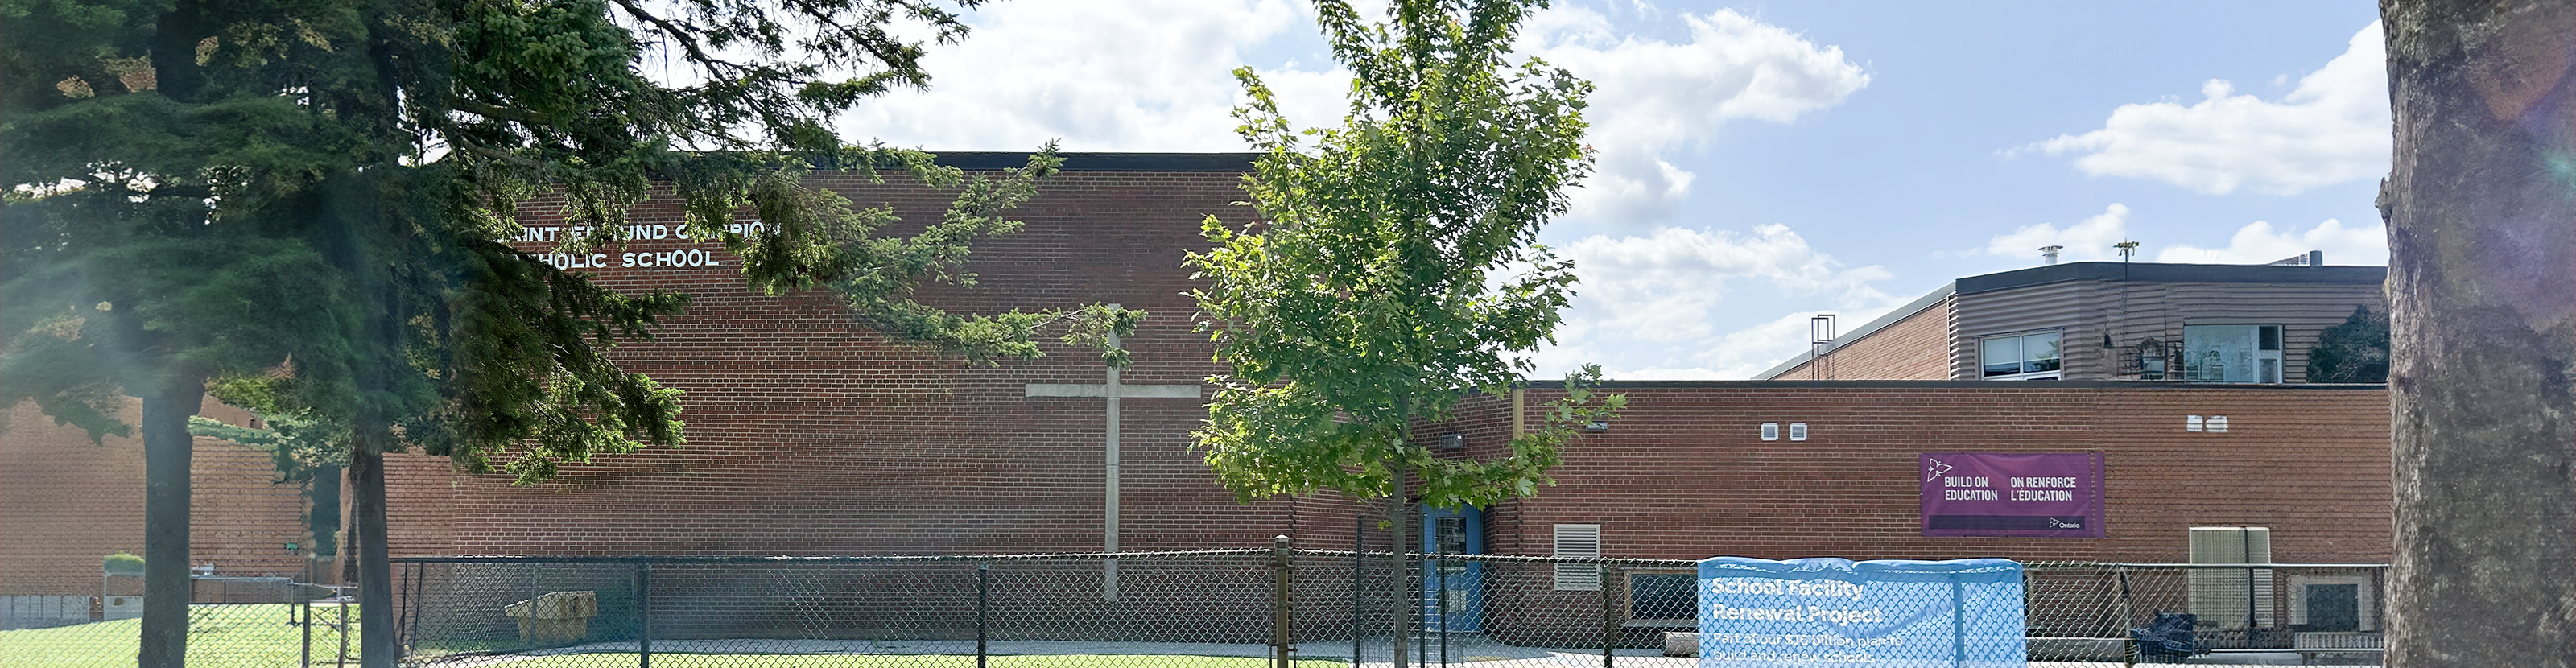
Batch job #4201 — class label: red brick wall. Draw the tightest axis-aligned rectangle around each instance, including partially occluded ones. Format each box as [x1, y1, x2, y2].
[2, 398, 313, 594]
[1771, 296, 1954, 381]
[408, 167, 1305, 557]
[1463, 382, 2391, 564]
[0, 400, 146, 595]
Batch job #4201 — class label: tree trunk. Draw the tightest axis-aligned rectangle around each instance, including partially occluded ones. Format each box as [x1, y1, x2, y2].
[1389, 460, 1410, 668]
[138, 378, 203, 668]
[349, 443, 397, 668]
[308, 464, 342, 576]
[2380, 2, 2576, 666]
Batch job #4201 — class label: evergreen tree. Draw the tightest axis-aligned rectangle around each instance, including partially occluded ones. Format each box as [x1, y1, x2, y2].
[2305, 305, 2388, 383]
[1188, 2, 1620, 665]
[189, 414, 345, 562]
[0, 1, 1121, 666]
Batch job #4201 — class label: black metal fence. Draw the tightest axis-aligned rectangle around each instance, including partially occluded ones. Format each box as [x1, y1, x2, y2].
[0, 551, 2386, 666]
[388, 541, 1699, 667]
[388, 549, 2388, 667]
[2024, 563, 2388, 665]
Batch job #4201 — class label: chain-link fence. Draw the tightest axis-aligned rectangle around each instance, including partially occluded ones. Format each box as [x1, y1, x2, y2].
[0, 551, 2384, 666]
[2025, 563, 2387, 666]
[386, 548, 2388, 668]
[0, 578, 357, 668]
[388, 543, 1695, 668]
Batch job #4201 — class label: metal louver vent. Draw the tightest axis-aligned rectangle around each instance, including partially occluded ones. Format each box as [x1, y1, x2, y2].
[2188, 526, 2274, 629]
[1554, 524, 1602, 591]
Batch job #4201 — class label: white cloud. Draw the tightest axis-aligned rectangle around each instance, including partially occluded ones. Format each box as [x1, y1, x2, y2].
[1530, 225, 1900, 379]
[2030, 22, 2389, 195]
[837, 2, 1863, 225]
[1525, 8, 1870, 224]
[836, 0, 1344, 151]
[2157, 218, 2388, 266]
[1979, 204, 2133, 262]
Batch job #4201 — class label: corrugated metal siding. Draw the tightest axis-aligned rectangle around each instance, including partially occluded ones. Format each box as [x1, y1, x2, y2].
[1951, 278, 2384, 382]
[2107, 282, 2385, 383]
[1952, 280, 2097, 380]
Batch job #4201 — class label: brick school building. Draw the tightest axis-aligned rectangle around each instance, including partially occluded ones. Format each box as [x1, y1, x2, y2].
[3, 153, 2392, 633]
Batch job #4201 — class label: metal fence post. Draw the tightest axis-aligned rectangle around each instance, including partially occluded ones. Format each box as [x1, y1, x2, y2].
[1272, 535, 1293, 668]
[978, 562, 992, 668]
[1354, 516, 1365, 666]
[638, 562, 652, 668]
[1601, 564, 1617, 668]
[299, 590, 312, 668]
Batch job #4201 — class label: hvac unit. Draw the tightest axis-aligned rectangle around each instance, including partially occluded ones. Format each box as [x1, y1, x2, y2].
[2188, 526, 2274, 630]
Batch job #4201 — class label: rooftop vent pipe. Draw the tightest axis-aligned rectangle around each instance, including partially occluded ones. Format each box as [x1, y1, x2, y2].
[2041, 245, 2063, 266]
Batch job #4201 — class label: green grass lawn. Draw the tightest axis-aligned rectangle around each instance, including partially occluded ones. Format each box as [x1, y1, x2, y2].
[0, 604, 356, 668]
[2, 606, 1340, 667]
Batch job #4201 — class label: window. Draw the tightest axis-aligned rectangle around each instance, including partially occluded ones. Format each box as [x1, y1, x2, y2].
[1979, 330, 2062, 380]
[2183, 325, 2284, 383]
[2287, 574, 2376, 632]
[1627, 571, 1697, 623]
[1552, 524, 1601, 591]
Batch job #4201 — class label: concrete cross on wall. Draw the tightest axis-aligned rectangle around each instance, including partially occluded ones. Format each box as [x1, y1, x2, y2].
[1022, 305, 1205, 601]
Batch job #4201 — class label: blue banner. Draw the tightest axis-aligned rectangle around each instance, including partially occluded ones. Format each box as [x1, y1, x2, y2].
[1698, 557, 2024, 668]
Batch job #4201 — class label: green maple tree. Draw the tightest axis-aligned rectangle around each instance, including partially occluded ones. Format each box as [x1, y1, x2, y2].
[1188, 2, 1622, 665]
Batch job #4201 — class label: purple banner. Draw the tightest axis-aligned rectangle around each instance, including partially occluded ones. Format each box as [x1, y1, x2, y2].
[1920, 452, 2104, 538]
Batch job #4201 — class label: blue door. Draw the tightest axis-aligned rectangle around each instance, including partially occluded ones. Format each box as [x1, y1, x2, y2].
[1420, 505, 1484, 633]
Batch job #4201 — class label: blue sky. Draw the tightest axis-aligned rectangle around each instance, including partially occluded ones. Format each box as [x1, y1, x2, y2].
[837, 1, 2392, 379]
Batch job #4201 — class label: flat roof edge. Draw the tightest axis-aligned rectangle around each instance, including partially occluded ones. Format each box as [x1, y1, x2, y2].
[1957, 262, 2386, 294]
[932, 151, 1261, 171]
[1752, 282, 1957, 380]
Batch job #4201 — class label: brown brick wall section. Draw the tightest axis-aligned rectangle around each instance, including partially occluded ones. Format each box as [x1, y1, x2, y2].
[424, 169, 1302, 557]
[1463, 384, 2390, 564]
[1, 400, 147, 595]
[2, 398, 313, 594]
[1773, 296, 1955, 381]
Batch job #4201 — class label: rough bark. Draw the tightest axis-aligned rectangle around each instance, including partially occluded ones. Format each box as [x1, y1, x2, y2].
[138, 380, 203, 668]
[2380, 2, 2576, 666]
[349, 444, 395, 668]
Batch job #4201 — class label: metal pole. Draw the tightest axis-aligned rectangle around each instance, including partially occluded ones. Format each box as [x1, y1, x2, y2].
[1438, 558, 1448, 668]
[977, 563, 991, 668]
[301, 593, 312, 668]
[2243, 531, 2256, 645]
[1272, 535, 1293, 668]
[1951, 580, 1966, 668]
[2245, 564, 2257, 645]
[1600, 565, 1617, 668]
[638, 563, 652, 668]
[1103, 315, 1121, 604]
[336, 588, 349, 668]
